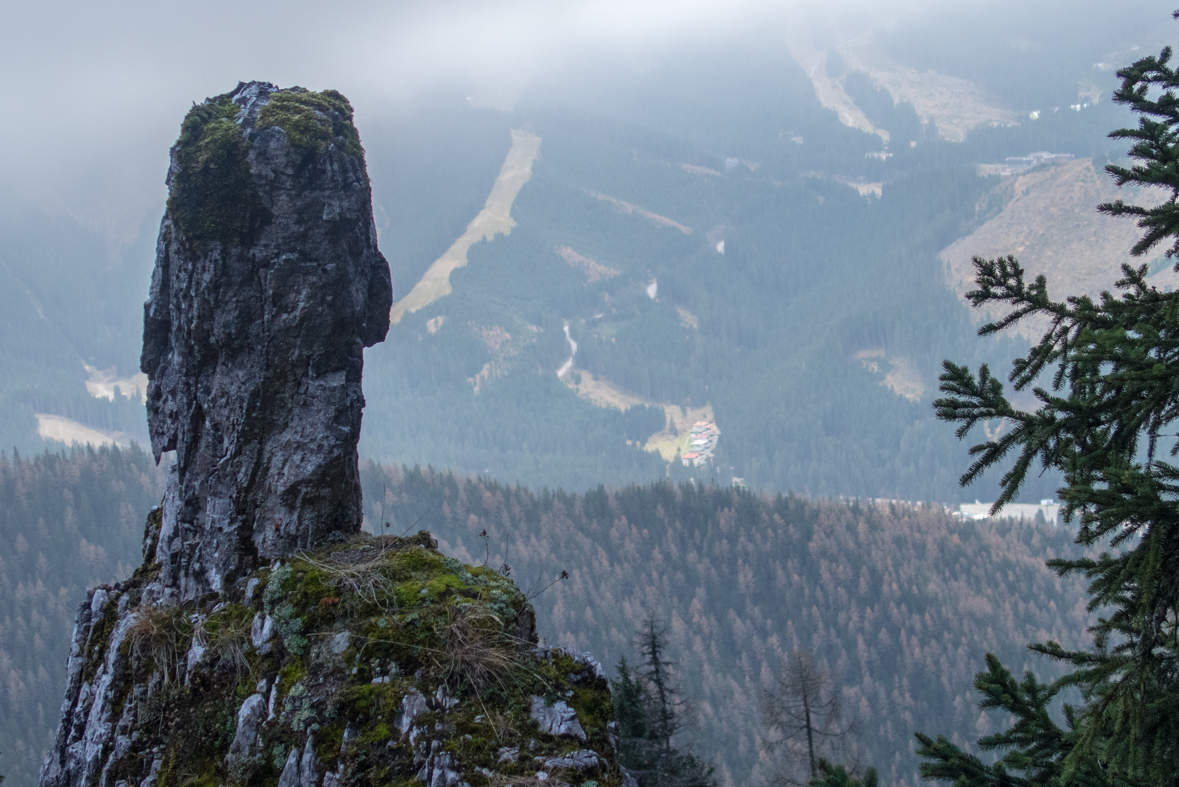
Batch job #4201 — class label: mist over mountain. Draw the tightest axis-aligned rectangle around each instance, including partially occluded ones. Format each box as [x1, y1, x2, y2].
[3, 0, 1163, 502]
[0, 4, 1172, 785]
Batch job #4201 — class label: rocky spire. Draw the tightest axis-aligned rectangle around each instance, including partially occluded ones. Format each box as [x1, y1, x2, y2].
[140, 81, 392, 600]
[38, 83, 625, 787]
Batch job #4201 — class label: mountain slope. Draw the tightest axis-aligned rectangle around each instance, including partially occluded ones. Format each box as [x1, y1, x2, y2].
[362, 465, 1095, 787]
[941, 158, 1177, 337]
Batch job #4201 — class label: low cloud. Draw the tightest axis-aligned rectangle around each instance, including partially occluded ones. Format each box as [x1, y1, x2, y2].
[0, 0, 1081, 240]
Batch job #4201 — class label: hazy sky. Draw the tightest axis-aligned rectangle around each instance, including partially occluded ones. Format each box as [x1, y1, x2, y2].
[0, 0, 1164, 243]
[0, 0, 937, 242]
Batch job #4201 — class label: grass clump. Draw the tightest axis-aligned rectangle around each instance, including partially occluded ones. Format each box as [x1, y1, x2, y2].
[433, 605, 521, 694]
[200, 603, 254, 677]
[125, 604, 192, 685]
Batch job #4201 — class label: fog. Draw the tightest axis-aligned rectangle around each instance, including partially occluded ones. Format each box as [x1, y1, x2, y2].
[0, 0, 970, 240]
[0, 0, 1169, 242]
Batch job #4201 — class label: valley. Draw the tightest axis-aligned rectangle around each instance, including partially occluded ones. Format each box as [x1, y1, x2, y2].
[3, 7, 1172, 784]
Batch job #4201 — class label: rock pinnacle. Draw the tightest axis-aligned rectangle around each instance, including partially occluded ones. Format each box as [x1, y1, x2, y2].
[140, 81, 392, 600]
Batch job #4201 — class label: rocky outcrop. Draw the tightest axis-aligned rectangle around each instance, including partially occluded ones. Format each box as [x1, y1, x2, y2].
[141, 81, 392, 600]
[39, 530, 625, 787]
[40, 82, 622, 787]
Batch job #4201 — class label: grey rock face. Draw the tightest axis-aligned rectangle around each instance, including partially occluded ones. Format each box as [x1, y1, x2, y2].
[543, 750, 607, 775]
[396, 689, 429, 735]
[251, 612, 274, 654]
[226, 693, 267, 765]
[529, 696, 587, 741]
[40, 588, 138, 787]
[416, 743, 465, 787]
[141, 80, 392, 599]
[275, 736, 318, 787]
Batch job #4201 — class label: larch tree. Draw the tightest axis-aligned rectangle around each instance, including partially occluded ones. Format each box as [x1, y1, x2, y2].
[761, 648, 856, 786]
[918, 12, 1179, 786]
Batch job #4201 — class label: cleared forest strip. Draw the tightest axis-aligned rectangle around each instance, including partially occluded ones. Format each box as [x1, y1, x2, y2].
[83, 363, 148, 403]
[390, 129, 542, 325]
[561, 367, 714, 461]
[837, 37, 1016, 142]
[564, 367, 648, 410]
[784, 21, 886, 142]
[586, 191, 693, 234]
[35, 413, 127, 447]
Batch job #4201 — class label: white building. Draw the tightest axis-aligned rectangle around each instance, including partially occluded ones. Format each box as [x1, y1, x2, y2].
[958, 499, 1061, 525]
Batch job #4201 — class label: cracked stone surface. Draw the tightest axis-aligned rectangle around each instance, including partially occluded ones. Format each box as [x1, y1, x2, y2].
[141, 80, 392, 600]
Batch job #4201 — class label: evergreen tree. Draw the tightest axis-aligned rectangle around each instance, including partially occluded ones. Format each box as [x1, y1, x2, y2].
[810, 760, 878, 787]
[640, 616, 683, 757]
[612, 617, 716, 787]
[614, 657, 651, 763]
[919, 15, 1179, 786]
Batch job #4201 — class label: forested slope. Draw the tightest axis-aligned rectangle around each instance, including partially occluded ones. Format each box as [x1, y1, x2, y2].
[354, 32, 1139, 502]
[0, 27, 1149, 504]
[0, 447, 165, 786]
[0, 454, 1090, 787]
[359, 464, 1094, 787]
[0, 201, 154, 453]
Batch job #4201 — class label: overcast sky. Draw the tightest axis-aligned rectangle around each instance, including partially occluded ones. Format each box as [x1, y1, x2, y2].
[0, 0, 1165, 244]
[0, 0, 943, 242]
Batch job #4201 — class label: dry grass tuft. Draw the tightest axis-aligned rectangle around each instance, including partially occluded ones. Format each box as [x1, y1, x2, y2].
[296, 538, 401, 610]
[481, 709, 526, 747]
[205, 613, 252, 676]
[434, 606, 521, 693]
[126, 605, 190, 684]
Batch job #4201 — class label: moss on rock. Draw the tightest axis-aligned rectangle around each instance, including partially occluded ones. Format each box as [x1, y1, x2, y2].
[166, 93, 271, 250]
[164, 85, 367, 253]
[56, 530, 622, 787]
[256, 88, 364, 160]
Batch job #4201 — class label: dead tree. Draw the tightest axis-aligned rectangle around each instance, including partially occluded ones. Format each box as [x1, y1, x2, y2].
[761, 649, 856, 785]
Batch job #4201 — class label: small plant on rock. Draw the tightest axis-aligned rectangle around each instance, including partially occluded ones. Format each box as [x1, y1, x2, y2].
[126, 605, 191, 685]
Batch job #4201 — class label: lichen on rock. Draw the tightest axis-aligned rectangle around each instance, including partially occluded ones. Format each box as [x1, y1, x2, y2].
[40, 530, 623, 787]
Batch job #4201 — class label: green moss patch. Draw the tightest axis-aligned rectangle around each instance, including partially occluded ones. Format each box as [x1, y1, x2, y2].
[256, 89, 364, 160]
[167, 94, 272, 250]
